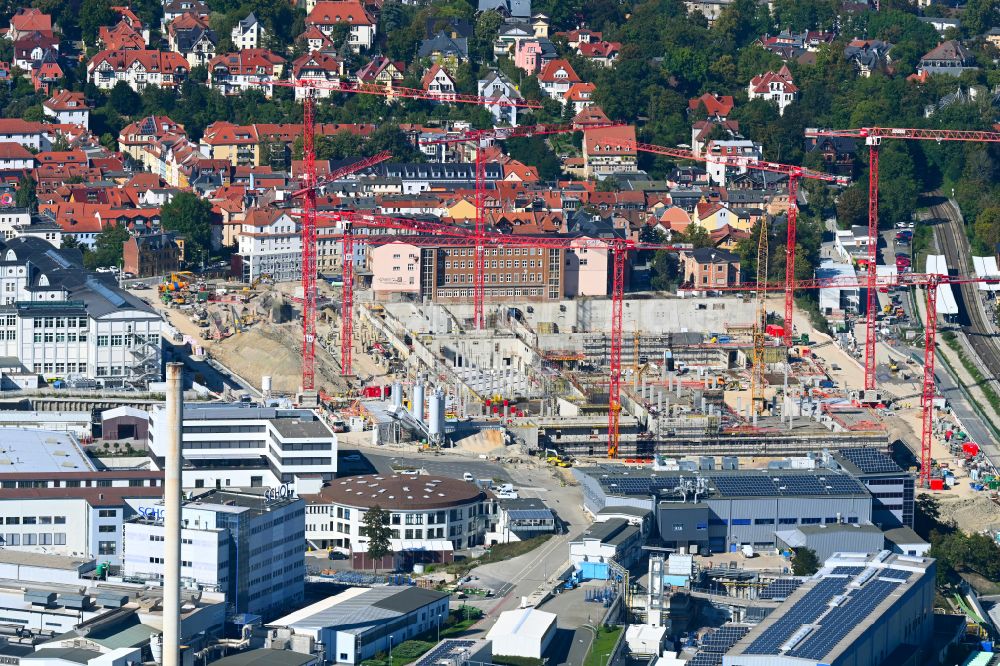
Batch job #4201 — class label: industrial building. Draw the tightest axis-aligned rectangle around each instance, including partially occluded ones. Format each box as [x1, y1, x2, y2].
[122, 488, 305, 618]
[267, 586, 450, 665]
[300, 474, 493, 552]
[830, 447, 915, 528]
[570, 518, 644, 578]
[0, 236, 162, 386]
[723, 551, 935, 665]
[146, 402, 338, 489]
[576, 464, 874, 553]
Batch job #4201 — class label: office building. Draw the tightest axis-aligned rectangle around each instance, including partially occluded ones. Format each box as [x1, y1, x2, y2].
[122, 488, 305, 618]
[268, 586, 449, 665]
[146, 403, 337, 489]
[490, 497, 557, 544]
[0, 236, 162, 386]
[724, 551, 934, 666]
[830, 447, 914, 528]
[301, 474, 493, 552]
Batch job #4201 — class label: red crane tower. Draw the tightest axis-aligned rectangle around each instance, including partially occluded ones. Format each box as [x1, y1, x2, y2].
[805, 126, 1000, 393]
[267, 78, 542, 387]
[710, 271, 998, 488]
[321, 216, 680, 458]
[420, 123, 620, 330]
[629, 141, 849, 346]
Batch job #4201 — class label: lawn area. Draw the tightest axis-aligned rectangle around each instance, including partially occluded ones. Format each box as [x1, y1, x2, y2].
[359, 608, 484, 666]
[434, 534, 554, 576]
[586, 625, 623, 666]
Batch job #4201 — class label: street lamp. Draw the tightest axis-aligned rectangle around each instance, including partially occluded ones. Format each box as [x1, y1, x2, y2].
[388, 634, 394, 664]
[437, 613, 443, 643]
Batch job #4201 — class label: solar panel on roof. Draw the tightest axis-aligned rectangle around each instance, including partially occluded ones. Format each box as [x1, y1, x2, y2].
[86, 278, 127, 307]
[789, 580, 899, 659]
[688, 653, 723, 666]
[745, 577, 849, 654]
[840, 448, 903, 474]
[831, 566, 865, 576]
[759, 579, 802, 600]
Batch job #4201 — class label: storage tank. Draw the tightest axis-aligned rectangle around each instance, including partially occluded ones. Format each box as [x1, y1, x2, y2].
[428, 388, 442, 437]
[392, 381, 403, 409]
[262, 375, 272, 395]
[412, 380, 425, 422]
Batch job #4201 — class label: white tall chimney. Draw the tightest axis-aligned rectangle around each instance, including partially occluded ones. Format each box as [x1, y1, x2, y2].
[163, 362, 183, 666]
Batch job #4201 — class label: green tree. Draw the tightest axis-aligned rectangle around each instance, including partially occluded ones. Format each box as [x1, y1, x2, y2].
[14, 174, 36, 210]
[506, 136, 562, 181]
[472, 10, 501, 63]
[792, 547, 820, 575]
[109, 81, 142, 116]
[79, 0, 116, 44]
[363, 505, 392, 570]
[836, 184, 868, 230]
[86, 224, 130, 269]
[974, 207, 1000, 253]
[160, 192, 214, 264]
[680, 224, 713, 249]
[650, 251, 678, 290]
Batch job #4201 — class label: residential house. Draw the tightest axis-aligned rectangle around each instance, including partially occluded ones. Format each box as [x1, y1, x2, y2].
[703, 139, 763, 186]
[688, 92, 734, 118]
[916, 40, 976, 77]
[573, 105, 611, 127]
[199, 122, 259, 167]
[13, 33, 58, 71]
[208, 49, 285, 98]
[6, 9, 52, 42]
[138, 131, 204, 187]
[556, 27, 599, 49]
[494, 18, 534, 56]
[0, 142, 36, 171]
[683, 0, 732, 24]
[538, 59, 580, 100]
[297, 26, 337, 54]
[583, 125, 637, 180]
[748, 65, 798, 115]
[679, 247, 741, 288]
[43, 91, 90, 128]
[420, 63, 456, 99]
[306, 2, 376, 51]
[236, 208, 301, 283]
[478, 0, 531, 18]
[418, 31, 468, 67]
[986, 28, 1000, 50]
[161, 0, 208, 29]
[98, 19, 146, 50]
[514, 37, 557, 74]
[29, 55, 62, 93]
[370, 242, 422, 298]
[167, 12, 217, 67]
[804, 135, 856, 177]
[918, 16, 961, 37]
[690, 119, 740, 157]
[123, 232, 180, 277]
[478, 70, 522, 126]
[118, 116, 185, 161]
[356, 55, 404, 89]
[231, 12, 264, 50]
[291, 52, 344, 99]
[563, 82, 595, 114]
[577, 41, 620, 67]
[564, 237, 609, 296]
[87, 50, 189, 92]
[424, 17, 472, 40]
[844, 39, 893, 77]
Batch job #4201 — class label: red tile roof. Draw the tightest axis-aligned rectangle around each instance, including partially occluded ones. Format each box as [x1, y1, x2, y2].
[584, 124, 636, 156]
[688, 93, 734, 117]
[209, 49, 284, 76]
[99, 20, 145, 50]
[10, 8, 52, 35]
[43, 90, 88, 112]
[0, 142, 34, 160]
[307, 1, 374, 27]
[577, 41, 620, 58]
[749, 65, 797, 94]
[88, 50, 190, 76]
[538, 59, 580, 84]
[292, 51, 342, 78]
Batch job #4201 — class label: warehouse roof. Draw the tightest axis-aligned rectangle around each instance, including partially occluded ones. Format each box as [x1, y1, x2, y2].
[306, 474, 485, 510]
[0, 428, 93, 474]
[582, 468, 869, 499]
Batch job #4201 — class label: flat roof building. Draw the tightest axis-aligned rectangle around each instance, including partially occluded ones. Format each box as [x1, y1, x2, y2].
[724, 551, 934, 666]
[830, 447, 914, 528]
[576, 466, 873, 554]
[486, 607, 557, 661]
[147, 402, 337, 489]
[0, 428, 93, 473]
[268, 586, 450, 665]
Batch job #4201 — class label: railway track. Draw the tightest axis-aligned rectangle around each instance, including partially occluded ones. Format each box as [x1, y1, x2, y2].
[931, 195, 1000, 389]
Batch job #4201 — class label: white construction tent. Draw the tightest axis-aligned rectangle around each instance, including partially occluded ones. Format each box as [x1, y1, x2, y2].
[925, 254, 958, 319]
[972, 256, 1000, 291]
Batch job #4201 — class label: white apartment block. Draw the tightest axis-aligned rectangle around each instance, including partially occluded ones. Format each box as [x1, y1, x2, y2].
[237, 210, 301, 283]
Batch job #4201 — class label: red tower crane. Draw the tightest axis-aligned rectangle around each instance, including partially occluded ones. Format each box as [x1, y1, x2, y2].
[805, 126, 1000, 393]
[710, 271, 998, 488]
[420, 123, 620, 330]
[266, 77, 541, 387]
[629, 141, 849, 346]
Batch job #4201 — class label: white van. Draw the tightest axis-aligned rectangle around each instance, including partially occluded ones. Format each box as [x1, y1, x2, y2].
[463, 472, 475, 482]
